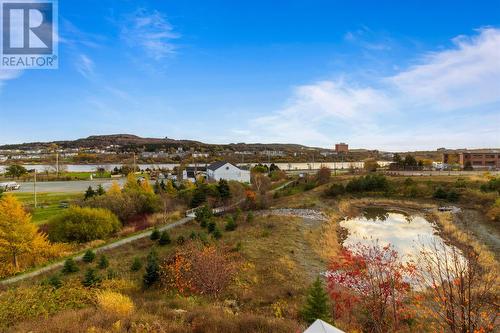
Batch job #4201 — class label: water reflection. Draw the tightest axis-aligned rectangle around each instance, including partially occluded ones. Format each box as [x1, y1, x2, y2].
[341, 209, 441, 261]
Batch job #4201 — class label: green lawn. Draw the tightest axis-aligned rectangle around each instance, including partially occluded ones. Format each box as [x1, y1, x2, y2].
[12, 192, 83, 225]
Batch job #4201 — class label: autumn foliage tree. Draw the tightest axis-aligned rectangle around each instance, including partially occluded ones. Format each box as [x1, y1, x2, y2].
[161, 241, 238, 298]
[0, 194, 66, 277]
[327, 243, 415, 333]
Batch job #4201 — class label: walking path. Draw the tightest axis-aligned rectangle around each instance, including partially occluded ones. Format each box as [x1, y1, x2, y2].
[0, 216, 194, 286]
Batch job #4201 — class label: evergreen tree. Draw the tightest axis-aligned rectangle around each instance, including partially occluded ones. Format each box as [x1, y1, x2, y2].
[212, 227, 222, 240]
[84, 186, 96, 200]
[160, 180, 167, 192]
[217, 179, 231, 201]
[42, 274, 62, 289]
[81, 268, 102, 287]
[246, 211, 254, 223]
[158, 231, 171, 245]
[150, 228, 160, 240]
[98, 254, 109, 269]
[82, 250, 96, 263]
[301, 277, 332, 325]
[143, 249, 160, 287]
[207, 221, 216, 234]
[130, 257, 142, 271]
[225, 216, 237, 231]
[62, 258, 79, 274]
[96, 184, 106, 196]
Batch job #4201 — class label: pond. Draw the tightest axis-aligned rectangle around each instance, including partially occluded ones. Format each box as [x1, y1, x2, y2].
[340, 207, 446, 261]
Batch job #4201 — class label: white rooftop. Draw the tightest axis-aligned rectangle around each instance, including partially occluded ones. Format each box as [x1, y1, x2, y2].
[303, 319, 345, 333]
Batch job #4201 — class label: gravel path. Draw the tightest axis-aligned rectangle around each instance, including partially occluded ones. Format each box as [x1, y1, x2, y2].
[0, 216, 194, 286]
[257, 208, 329, 221]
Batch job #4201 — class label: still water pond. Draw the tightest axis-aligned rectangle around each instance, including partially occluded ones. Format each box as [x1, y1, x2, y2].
[340, 208, 443, 260]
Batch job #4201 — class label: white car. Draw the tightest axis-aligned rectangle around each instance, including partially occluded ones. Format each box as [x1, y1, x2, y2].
[0, 182, 21, 191]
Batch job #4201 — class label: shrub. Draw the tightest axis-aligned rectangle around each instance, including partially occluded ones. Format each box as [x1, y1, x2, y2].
[130, 257, 142, 272]
[150, 228, 160, 241]
[480, 177, 500, 193]
[81, 268, 101, 287]
[82, 250, 96, 263]
[433, 187, 448, 199]
[96, 290, 134, 316]
[325, 183, 345, 197]
[62, 258, 79, 274]
[207, 221, 216, 234]
[225, 216, 237, 231]
[98, 254, 109, 269]
[346, 174, 389, 193]
[143, 250, 160, 288]
[177, 235, 186, 245]
[85, 185, 160, 224]
[47, 207, 121, 243]
[41, 274, 63, 289]
[212, 228, 222, 240]
[161, 242, 237, 297]
[246, 211, 254, 223]
[158, 231, 171, 245]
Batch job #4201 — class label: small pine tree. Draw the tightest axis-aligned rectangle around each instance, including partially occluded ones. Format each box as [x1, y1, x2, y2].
[82, 250, 96, 263]
[207, 221, 216, 234]
[189, 231, 197, 240]
[158, 231, 171, 245]
[212, 227, 222, 240]
[150, 228, 160, 241]
[81, 268, 102, 287]
[62, 258, 79, 274]
[301, 277, 332, 325]
[42, 274, 62, 289]
[225, 216, 237, 231]
[143, 250, 160, 287]
[84, 186, 96, 200]
[98, 254, 109, 269]
[96, 184, 106, 196]
[246, 211, 254, 223]
[131, 257, 142, 272]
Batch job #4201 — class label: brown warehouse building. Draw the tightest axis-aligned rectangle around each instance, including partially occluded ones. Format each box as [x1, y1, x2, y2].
[443, 149, 500, 170]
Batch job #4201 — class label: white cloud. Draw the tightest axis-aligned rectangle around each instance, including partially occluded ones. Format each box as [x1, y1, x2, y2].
[75, 54, 95, 79]
[121, 9, 180, 60]
[390, 27, 500, 111]
[243, 28, 500, 149]
[0, 69, 22, 92]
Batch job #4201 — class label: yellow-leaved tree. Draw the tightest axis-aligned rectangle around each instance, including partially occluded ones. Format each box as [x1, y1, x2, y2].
[107, 181, 122, 195]
[0, 194, 67, 277]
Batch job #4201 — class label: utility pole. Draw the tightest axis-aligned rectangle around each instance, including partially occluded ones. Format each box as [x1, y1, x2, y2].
[56, 151, 59, 176]
[33, 170, 37, 209]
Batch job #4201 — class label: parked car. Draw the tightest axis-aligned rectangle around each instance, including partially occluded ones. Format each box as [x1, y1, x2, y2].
[0, 182, 21, 191]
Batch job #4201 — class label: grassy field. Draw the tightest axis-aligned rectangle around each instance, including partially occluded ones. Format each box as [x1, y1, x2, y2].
[1, 213, 331, 332]
[12, 192, 83, 225]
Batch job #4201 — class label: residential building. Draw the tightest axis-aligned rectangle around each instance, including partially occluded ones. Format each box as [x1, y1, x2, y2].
[206, 161, 250, 183]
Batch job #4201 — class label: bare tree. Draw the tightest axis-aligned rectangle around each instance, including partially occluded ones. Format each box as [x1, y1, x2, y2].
[416, 240, 499, 333]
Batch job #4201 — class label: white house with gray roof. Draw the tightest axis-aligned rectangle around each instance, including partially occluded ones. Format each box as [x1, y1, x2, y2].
[207, 161, 250, 183]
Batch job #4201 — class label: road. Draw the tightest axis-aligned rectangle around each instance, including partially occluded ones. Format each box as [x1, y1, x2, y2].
[0, 216, 194, 285]
[15, 179, 125, 193]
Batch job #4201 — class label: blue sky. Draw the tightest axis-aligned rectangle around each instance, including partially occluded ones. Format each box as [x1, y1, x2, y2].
[0, 0, 499, 151]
